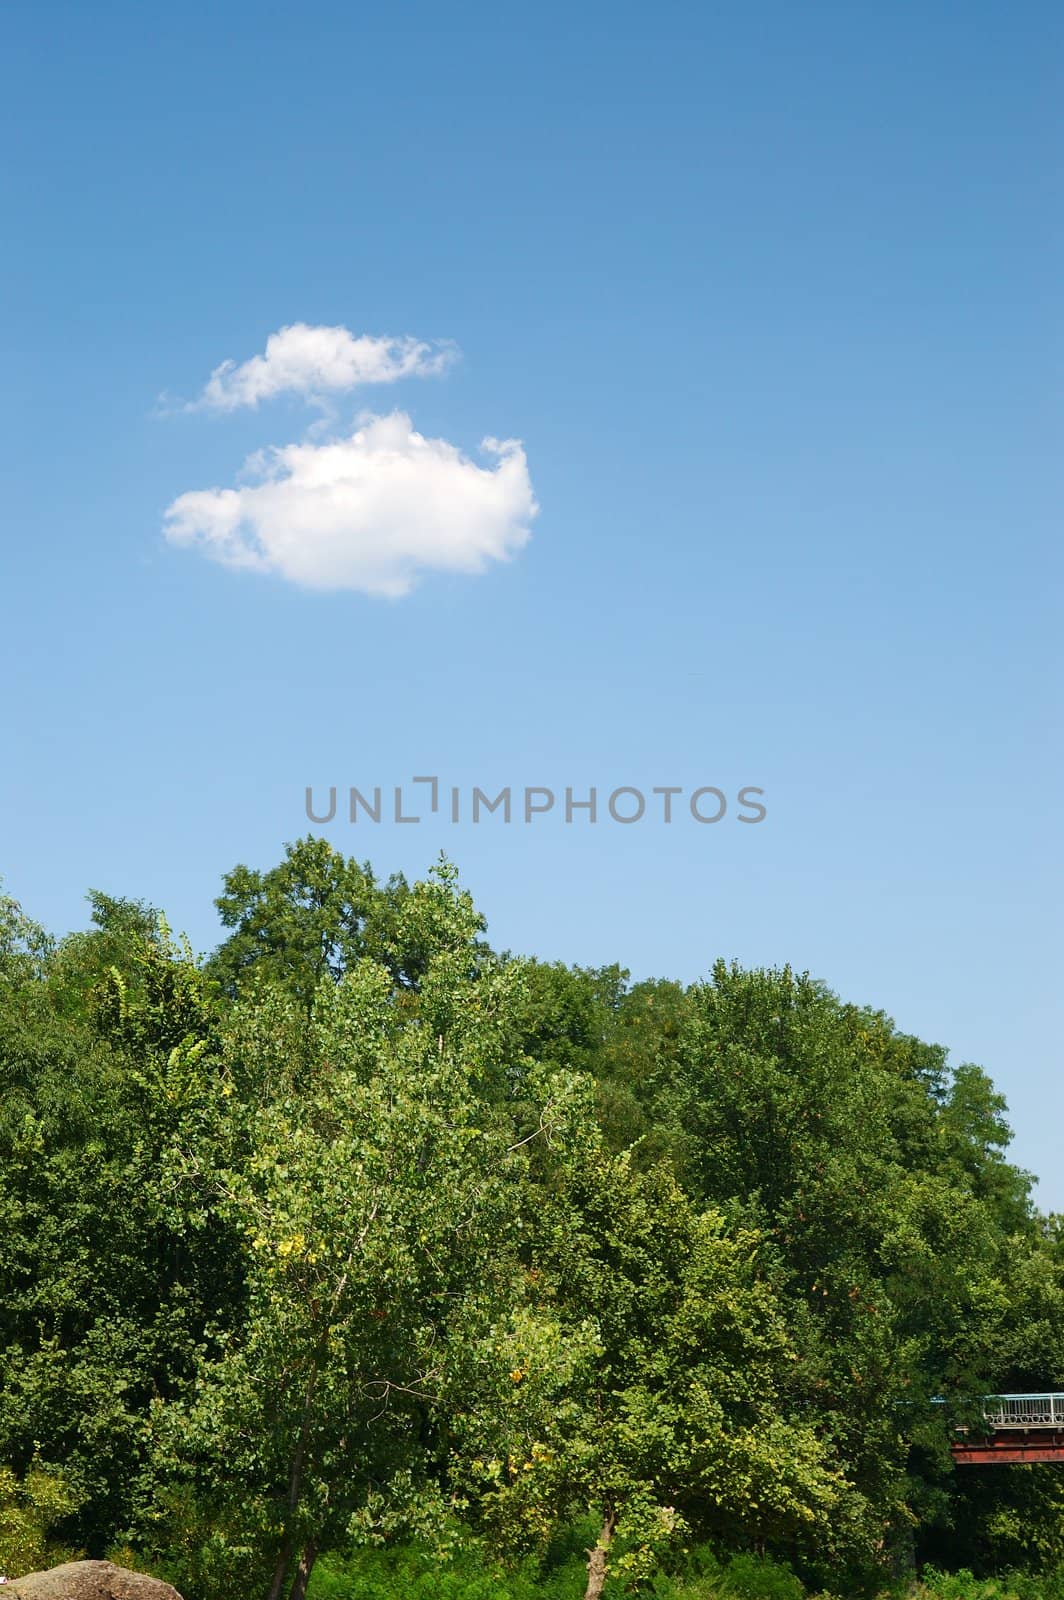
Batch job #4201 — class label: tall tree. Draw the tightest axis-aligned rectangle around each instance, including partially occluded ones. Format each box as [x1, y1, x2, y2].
[169, 865, 579, 1600]
[454, 1152, 853, 1600]
[209, 837, 380, 1009]
[0, 898, 239, 1555]
[208, 837, 487, 1010]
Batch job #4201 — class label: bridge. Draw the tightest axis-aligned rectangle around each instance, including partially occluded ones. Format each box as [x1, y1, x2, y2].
[952, 1394, 1064, 1464]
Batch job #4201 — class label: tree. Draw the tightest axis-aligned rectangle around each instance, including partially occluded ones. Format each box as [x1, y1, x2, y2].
[2, 861, 1059, 1589]
[169, 865, 582, 1600]
[508, 963, 691, 1169]
[642, 961, 1053, 1577]
[454, 1152, 853, 1600]
[208, 837, 380, 1010]
[208, 837, 485, 1010]
[0, 900, 239, 1554]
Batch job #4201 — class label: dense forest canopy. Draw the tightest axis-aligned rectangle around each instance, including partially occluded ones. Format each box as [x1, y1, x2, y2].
[1, 839, 1062, 1600]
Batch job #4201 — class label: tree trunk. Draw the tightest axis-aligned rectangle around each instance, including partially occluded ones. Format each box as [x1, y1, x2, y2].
[288, 1538, 318, 1600]
[584, 1509, 617, 1600]
[266, 1534, 295, 1600]
[267, 1361, 319, 1600]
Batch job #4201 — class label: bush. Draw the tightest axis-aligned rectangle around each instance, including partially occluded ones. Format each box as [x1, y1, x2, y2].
[308, 1544, 547, 1599]
[129, 1484, 277, 1600]
[647, 1547, 816, 1600]
[0, 1462, 83, 1579]
[914, 1569, 1064, 1600]
[307, 1540, 817, 1600]
[719, 1552, 807, 1600]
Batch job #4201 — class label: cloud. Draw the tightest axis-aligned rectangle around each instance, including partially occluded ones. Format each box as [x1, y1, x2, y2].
[191, 323, 456, 411]
[164, 411, 536, 597]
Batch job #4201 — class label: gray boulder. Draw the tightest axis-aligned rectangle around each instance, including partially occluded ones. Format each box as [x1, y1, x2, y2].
[6, 1560, 182, 1600]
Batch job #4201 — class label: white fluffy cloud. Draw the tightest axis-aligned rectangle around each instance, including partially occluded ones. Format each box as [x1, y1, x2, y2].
[164, 411, 536, 597]
[193, 323, 456, 411]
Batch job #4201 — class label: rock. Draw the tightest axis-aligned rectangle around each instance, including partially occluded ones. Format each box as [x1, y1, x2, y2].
[5, 1560, 182, 1600]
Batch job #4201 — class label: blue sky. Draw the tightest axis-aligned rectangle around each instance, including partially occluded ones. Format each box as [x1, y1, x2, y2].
[2, 3, 1061, 1198]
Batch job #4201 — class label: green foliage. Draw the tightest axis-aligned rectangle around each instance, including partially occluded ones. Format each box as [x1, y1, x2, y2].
[684, 1549, 806, 1600]
[157, 861, 584, 1598]
[585, 959, 1062, 1581]
[307, 1541, 586, 1600]
[0, 897, 242, 1551]
[132, 1482, 278, 1600]
[207, 837, 485, 1011]
[302, 1544, 1064, 1600]
[1, 850, 1062, 1598]
[908, 1567, 1064, 1600]
[208, 837, 381, 1010]
[303, 1540, 827, 1600]
[452, 1150, 854, 1596]
[0, 1461, 83, 1578]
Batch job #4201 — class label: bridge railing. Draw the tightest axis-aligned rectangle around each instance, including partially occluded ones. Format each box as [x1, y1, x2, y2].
[983, 1394, 1064, 1430]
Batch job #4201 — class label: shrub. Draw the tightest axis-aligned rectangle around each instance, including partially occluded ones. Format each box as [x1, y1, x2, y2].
[0, 1461, 83, 1579]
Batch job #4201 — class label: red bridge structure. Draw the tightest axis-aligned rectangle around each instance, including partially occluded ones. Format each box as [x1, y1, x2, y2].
[952, 1394, 1064, 1465]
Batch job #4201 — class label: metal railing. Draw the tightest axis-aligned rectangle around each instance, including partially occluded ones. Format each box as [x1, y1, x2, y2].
[983, 1394, 1064, 1430]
